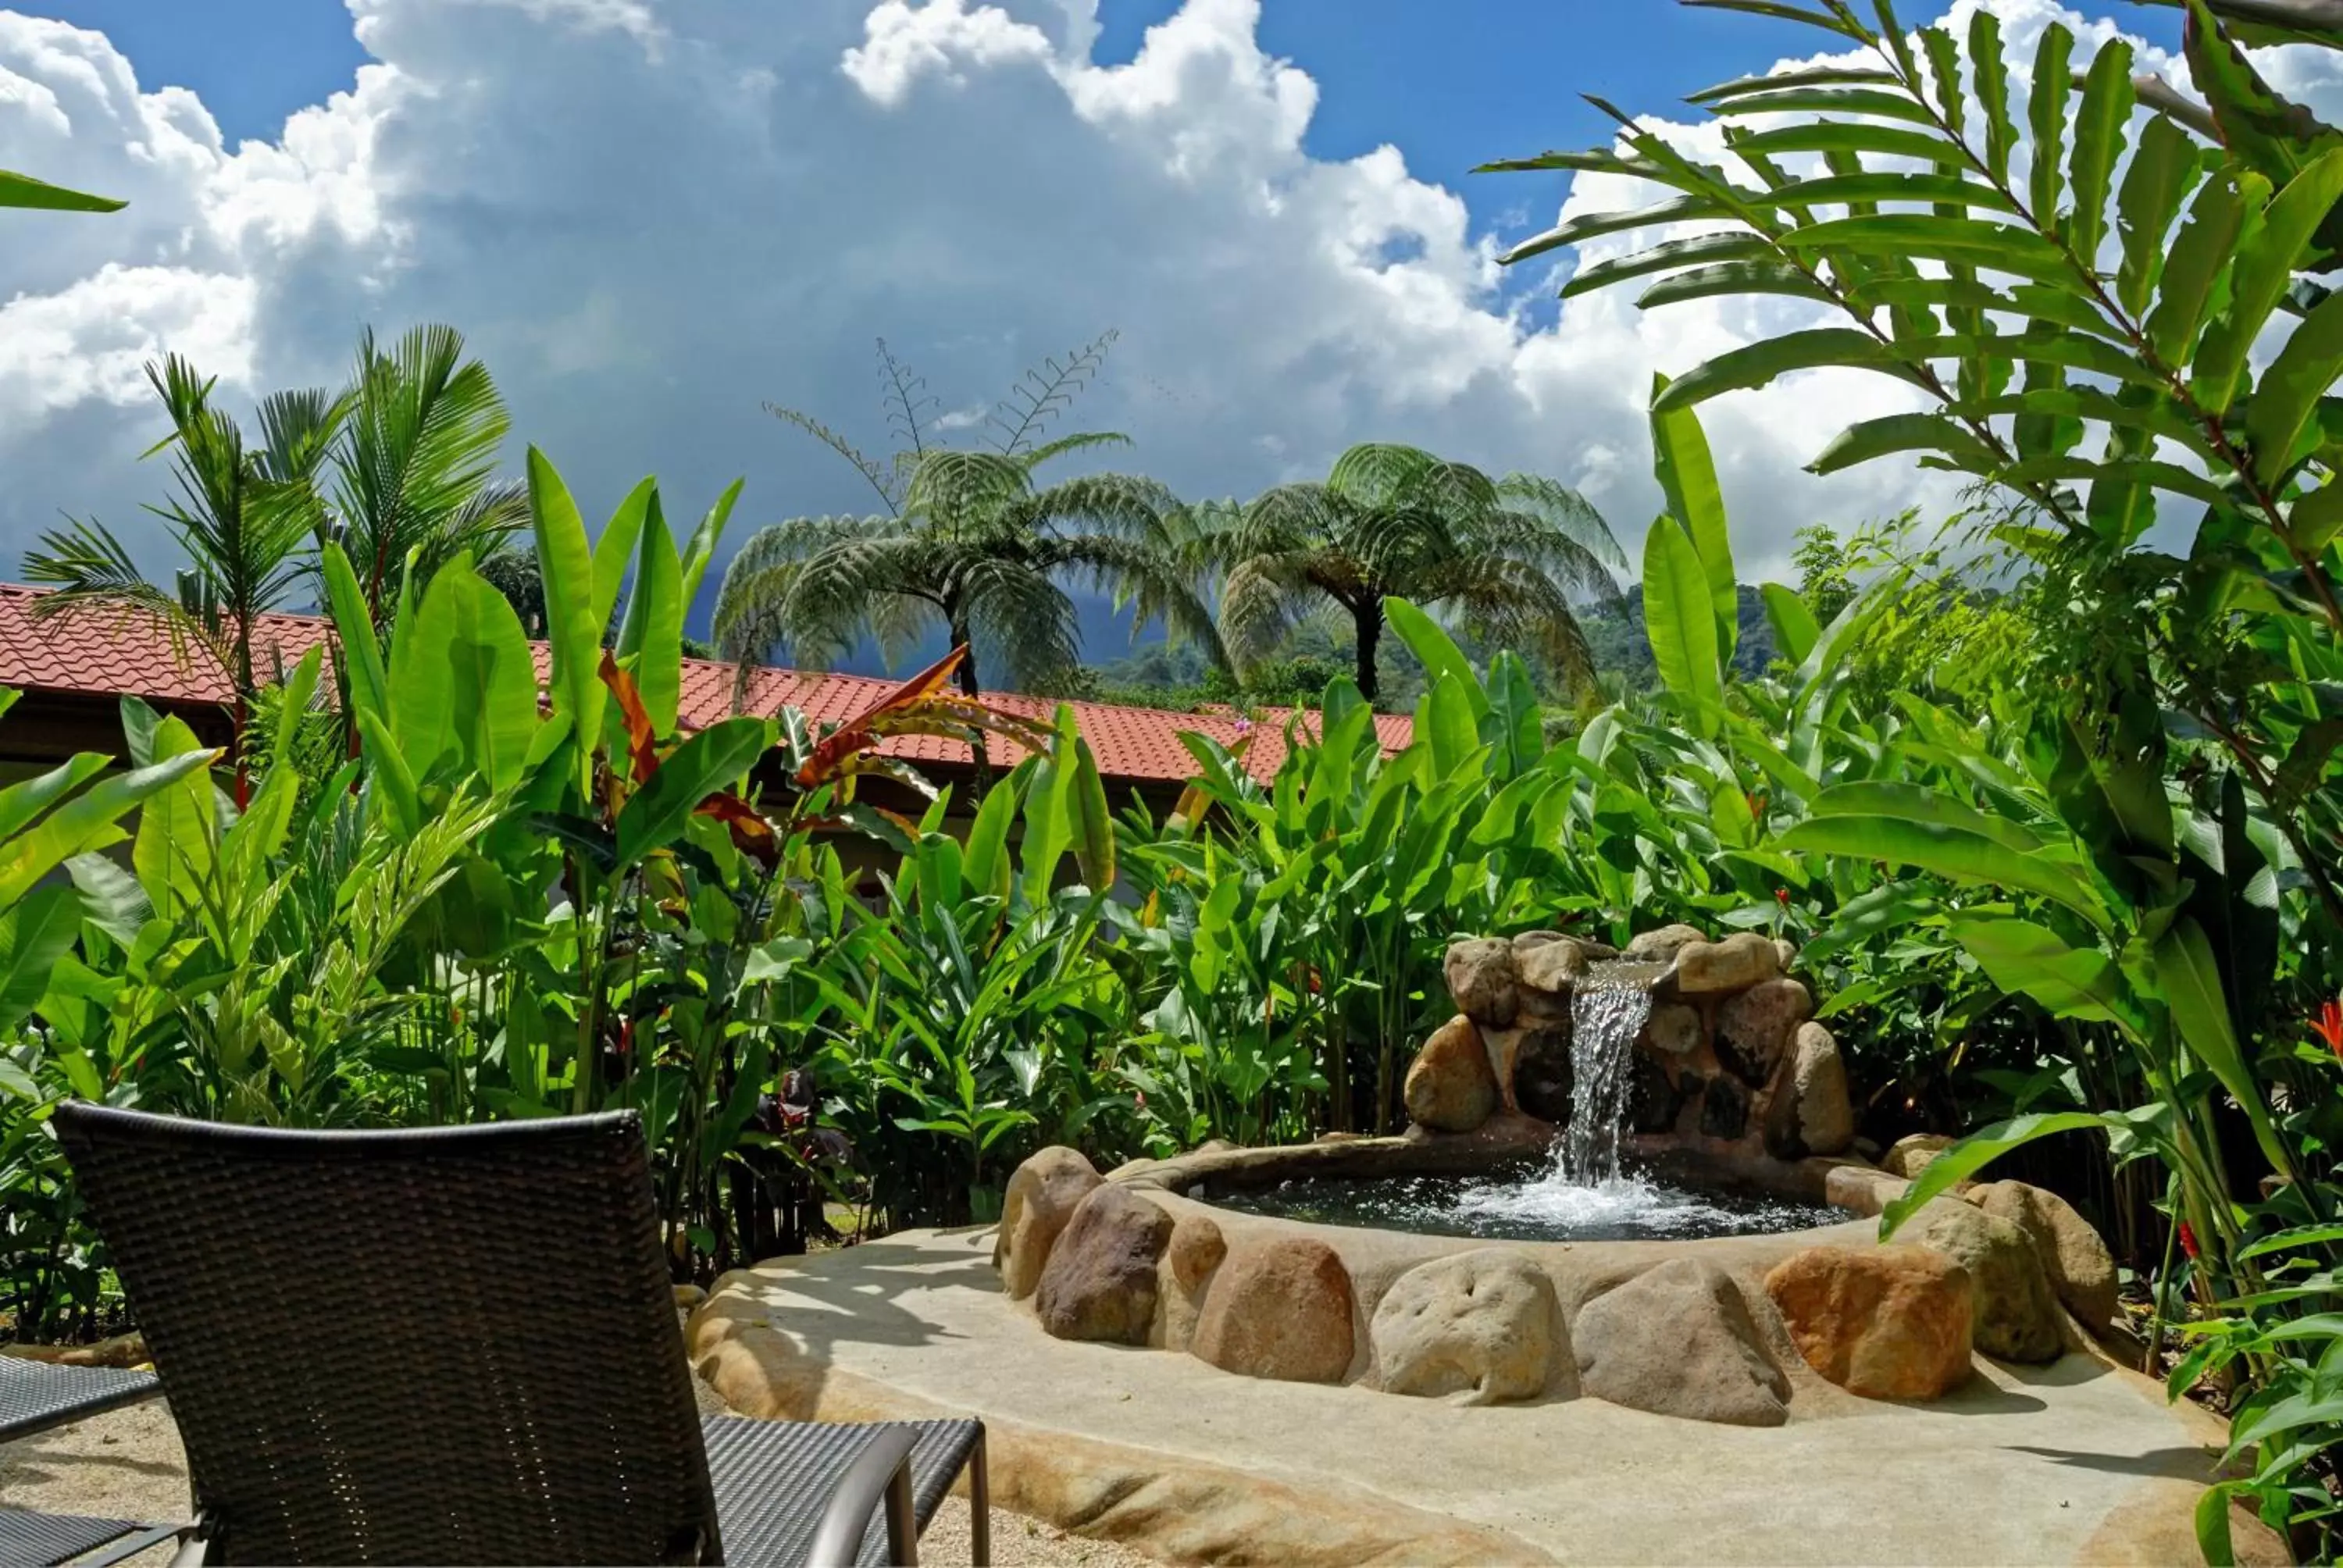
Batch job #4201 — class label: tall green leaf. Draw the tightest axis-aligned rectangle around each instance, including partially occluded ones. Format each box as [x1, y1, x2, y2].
[615, 493, 685, 736]
[2145, 169, 2255, 368]
[2116, 114, 2202, 319]
[1947, 916, 2139, 1030]
[679, 478, 744, 607]
[0, 885, 81, 1035]
[1642, 517, 1722, 729]
[1971, 9, 2017, 184]
[2065, 39, 2134, 262]
[2197, 146, 2343, 412]
[320, 542, 390, 730]
[593, 476, 657, 637]
[1779, 806, 2109, 921]
[613, 717, 772, 866]
[131, 715, 217, 922]
[1382, 597, 1491, 721]
[0, 169, 125, 212]
[2247, 282, 2343, 483]
[1760, 583, 1820, 667]
[2026, 23, 2074, 225]
[0, 749, 216, 915]
[527, 448, 606, 783]
[1649, 376, 1736, 659]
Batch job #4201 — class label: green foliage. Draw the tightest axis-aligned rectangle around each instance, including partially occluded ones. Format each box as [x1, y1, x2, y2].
[1213, 441, 1625, 704]
[1485, 2, 2343, 1550]
[714, 334, 1220, 699]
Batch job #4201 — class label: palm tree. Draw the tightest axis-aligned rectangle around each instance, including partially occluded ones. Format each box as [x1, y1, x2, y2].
[326, 324, 528, 626]
[1214, 444, 1625, 702]
[714, 334, 1221, 700]
[24, 357, 338, 800]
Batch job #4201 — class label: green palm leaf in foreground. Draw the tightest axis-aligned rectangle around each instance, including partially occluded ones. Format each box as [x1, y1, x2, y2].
[0, 169, 123, 212]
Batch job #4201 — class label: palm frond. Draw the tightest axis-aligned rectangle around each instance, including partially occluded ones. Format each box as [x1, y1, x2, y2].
[767, 402, 903, 515]
[961, 559, 1079, 691]
[990, 329, 1116, 456]
[1497, 472, 1628, 572]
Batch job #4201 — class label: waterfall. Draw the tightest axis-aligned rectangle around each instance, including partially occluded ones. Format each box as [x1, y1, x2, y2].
[1560, 962, 1657, 1185]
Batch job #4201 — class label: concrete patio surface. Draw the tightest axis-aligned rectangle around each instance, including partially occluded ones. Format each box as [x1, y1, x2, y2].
[687, 1226, 2281, 1566]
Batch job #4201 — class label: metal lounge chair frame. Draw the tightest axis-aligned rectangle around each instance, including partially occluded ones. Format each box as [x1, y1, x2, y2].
[0, 1359, 179, 1567]
[52, 1102, 986, 1566]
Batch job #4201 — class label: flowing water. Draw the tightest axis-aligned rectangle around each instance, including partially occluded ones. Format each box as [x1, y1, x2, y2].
[1205, 958, 1851, 1242]
[1559, 962, 1661, 1185]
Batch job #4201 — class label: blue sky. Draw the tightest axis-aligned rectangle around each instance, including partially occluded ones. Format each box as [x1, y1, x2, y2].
[0, 0, 2201, 671]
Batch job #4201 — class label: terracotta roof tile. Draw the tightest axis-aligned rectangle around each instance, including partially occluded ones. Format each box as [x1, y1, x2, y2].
[0, 584, 1409, 787]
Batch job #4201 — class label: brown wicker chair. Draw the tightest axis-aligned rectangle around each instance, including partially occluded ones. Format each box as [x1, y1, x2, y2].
[52, 1103, 987, 1566]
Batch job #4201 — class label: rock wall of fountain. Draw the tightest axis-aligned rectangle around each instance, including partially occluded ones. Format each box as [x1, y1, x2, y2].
[1403, 925, 1856, 1164]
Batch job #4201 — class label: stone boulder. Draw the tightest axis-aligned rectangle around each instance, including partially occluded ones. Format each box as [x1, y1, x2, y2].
[1574, 1258, 1790, 1426]
[1157, 1211, 1226, 1351]
[1371, 1249, 1561, 1405]
[1907, 1198, 2063, 1363]
[1674, 933, 1781, 996]
[1697, 1072, 1750, 1141]
[1628, 1053, 1685, 1135]
[1639, 1003, 1703, 1057]
[1790, 1021, 1855, 1156]
[1515, 934, 1602, 995]
[1772, 937, 1799, 973]
[1443, 939, 1519, 1028]
[1714, 978, 1812, 1084]
[1883, 1133, 1956, 1180]
[1624, 923, 1707, 963]
[1971, 1181, 2120, 1331]
[1192, 1237, 1357, 1384]
[1403, 1015, 1497, 1133]
[1482, 1019, 1571, 1121]
[996, 1146, 1104, 1299]
[1035, 1185, 1172, 1344]
[1764, 1245, 1974, 1399]
[1509, 1021, 1574, 1124]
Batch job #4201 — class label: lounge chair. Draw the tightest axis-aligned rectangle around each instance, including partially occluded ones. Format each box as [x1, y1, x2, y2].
[0, 1358, 181, 1567]
[51, 1103, 987, 1566]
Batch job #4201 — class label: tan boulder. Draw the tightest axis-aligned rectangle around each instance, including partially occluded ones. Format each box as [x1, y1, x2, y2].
[1157, 1212, 1226, 1351]
[1573, 1257, 1790, 1426]
[1972, 1181, 2120, 1331]
[1640, 1002, 1703, 1057]
[1624, 923, 1707, 963]
[1515, 935, 1600, 994]
[1035, 1185, 1172, 1345]
[1764, 1245, 1973, 1399]
[1192, 1237, 1357, 1384]
[995, 1146, 1104, 1299]
[1714, 978, 1812, 1084]
[1403, 1015, 1497, 1133]
[1371, 1249, 1562, 1405]
[1674, 932, 1781, 996]
[1883, 1133, 1956, 1180]
[1907, 1198, 2063, 1363]
[1772, 937, 1799, 973]
[1791, 1021, 1855, 1156]
[1443, 938, 1519, 1027]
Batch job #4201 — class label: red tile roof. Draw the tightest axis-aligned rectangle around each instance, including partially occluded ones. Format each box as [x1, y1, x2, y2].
[0, 585, 1410, 787]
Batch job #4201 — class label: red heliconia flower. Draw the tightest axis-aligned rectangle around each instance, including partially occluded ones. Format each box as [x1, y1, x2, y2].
[1774, 887, 1792, 907]
[2313, 999, 2343, 1059]
[2178, 1220, 2200, 1261]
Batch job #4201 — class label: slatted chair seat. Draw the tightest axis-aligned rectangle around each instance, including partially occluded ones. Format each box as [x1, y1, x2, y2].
[0, 1360, 159, 1445]
[52, 1103, 987, 1566]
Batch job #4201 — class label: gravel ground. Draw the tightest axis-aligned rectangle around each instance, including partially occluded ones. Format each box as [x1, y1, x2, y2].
[0, 1377, 1155, 1566]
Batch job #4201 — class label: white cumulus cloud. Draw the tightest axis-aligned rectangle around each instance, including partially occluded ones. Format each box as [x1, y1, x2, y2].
[0, 0, 2294, 658]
